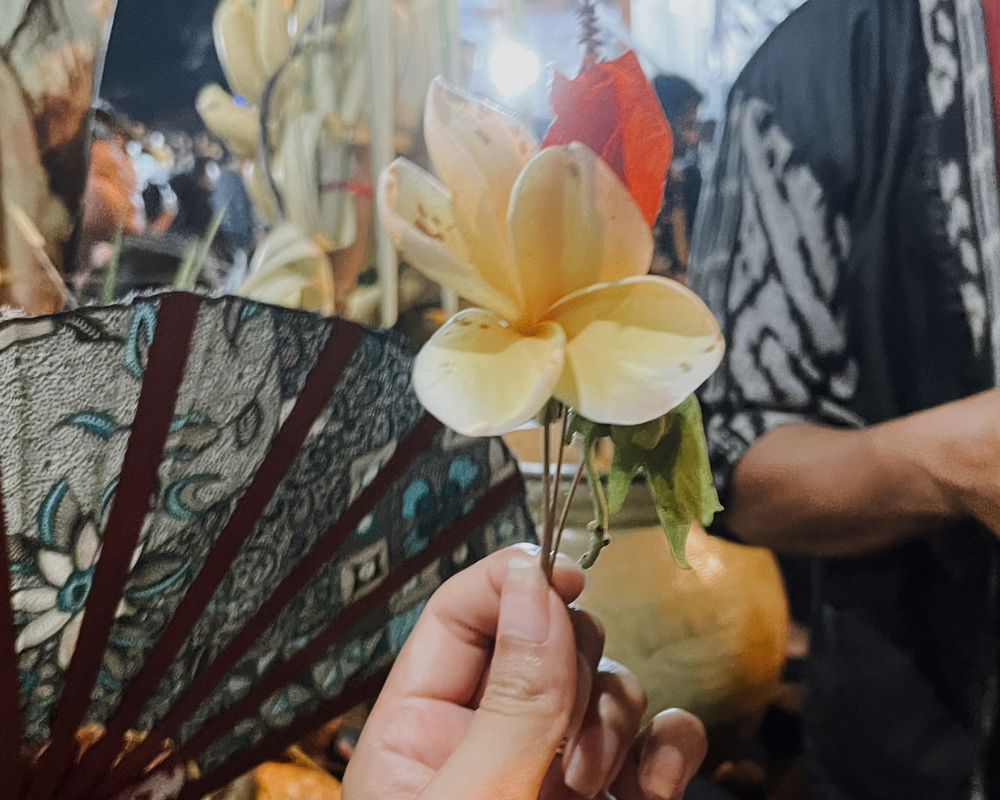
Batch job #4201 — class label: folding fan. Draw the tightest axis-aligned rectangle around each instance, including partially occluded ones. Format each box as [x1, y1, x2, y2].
[0, 292, 534, 800]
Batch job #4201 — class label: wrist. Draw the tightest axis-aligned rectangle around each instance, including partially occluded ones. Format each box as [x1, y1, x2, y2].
[864, 411, 960, 523]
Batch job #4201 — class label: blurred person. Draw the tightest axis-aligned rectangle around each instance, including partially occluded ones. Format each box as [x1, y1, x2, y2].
[651, 75, 705, 281]
[689, 0, 1000, 798]
[78, 133, 145, 270]
[210, 156, 256, 263]
[167, 157, 215, 243]
[344, 545, 707, 800]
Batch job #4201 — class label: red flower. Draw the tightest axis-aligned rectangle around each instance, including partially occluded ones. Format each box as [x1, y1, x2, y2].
[542, 51, 672, 227]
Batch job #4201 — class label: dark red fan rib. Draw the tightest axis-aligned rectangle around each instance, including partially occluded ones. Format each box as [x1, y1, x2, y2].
[60, 317, 365, 800]
[177, 668, 391, 800]
[0, 476, 29, 800]
[96, 414, 443, 797]
[26, 293, 203, 800]
[172, 472, 524, 773]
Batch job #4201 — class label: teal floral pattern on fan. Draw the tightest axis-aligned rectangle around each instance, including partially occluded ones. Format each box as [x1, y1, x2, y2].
[0, 294, 533, 791]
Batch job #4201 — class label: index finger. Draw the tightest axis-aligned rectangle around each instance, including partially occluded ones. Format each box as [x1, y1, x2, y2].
[382, 544, 586, 707]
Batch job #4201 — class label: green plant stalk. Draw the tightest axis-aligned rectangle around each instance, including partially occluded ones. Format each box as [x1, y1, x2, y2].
[174, 205, 227, 291]
[101, 226, 124, 305]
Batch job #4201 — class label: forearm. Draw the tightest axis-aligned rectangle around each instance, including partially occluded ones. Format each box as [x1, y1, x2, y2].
[725, 406, 963, 557]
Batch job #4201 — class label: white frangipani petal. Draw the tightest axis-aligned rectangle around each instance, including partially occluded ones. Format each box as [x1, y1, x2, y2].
[547, 276, 725, 424]
[509, 143, 653, 320]
[424, 78, 538, 235]
[424, 78, 538, 313]
[413, 309, 565, 437]
[377, 159, 521, 321]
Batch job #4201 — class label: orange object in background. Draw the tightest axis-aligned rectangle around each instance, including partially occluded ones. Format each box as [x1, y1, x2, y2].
[542, 51, 673, 227]
[81, 138, 145, 246]
[254, 763, 342, 800]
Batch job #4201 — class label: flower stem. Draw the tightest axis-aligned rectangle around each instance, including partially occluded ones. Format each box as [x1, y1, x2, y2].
[540, 419, 554, 579]
[553, 456, 586, 565]
[581, 433, 610, 569]
[549, 408, 568, 537]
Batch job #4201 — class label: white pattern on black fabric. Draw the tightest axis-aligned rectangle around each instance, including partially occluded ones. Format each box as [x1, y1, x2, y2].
[920, 0, 995, 362]
[920, 0, 960, 117]
[954, 0, 1000, 382]
[691, 94, 861, 491]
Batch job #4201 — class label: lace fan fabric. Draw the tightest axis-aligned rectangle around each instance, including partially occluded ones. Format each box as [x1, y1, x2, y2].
[0, 294, 534, 800]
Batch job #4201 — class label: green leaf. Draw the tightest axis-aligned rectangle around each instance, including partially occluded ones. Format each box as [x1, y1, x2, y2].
[656, 509, 694, 570]
[565, 403, 719, 571]
[607, 396, 722, 569]
[607, 427, 643, 514]
[564, 410, 610, 446]
[647, 397, 722, 566]
[629, 416, 671, 450]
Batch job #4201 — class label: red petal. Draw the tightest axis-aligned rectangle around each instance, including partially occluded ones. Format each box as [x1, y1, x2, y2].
[542, 51, 672, 226]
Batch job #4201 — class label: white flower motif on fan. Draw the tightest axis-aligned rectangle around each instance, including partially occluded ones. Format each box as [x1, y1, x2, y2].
[12, 521, 135, 669]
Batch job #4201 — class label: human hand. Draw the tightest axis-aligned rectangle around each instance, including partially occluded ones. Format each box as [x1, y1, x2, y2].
[342, 544, 706, 800]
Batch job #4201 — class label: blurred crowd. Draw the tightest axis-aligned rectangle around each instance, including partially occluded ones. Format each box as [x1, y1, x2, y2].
[73, 109, 257, 302]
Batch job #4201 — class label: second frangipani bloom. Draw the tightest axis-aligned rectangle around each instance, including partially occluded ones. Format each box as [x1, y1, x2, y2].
[378, 78, 724, 437]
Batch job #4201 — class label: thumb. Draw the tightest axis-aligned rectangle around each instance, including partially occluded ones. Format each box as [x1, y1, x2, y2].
[418, 557, 579, 800]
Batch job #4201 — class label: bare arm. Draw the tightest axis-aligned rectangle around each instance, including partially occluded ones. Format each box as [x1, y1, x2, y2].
[726, 389, 1000, 557]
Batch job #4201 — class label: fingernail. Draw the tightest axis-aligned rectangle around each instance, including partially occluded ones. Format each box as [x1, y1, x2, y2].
[639, 743, 686, 800]
[497, 557, 550, 643]
[563, 724, 621, 798]
[553, 552, 586, 575]
[553, 552, 589, 590]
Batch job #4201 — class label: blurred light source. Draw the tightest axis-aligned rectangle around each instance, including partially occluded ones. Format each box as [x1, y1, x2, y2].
[488, 40, 541, 98]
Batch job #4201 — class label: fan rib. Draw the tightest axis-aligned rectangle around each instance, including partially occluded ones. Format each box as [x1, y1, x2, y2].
[96, 416, 443, 797]
[60, 318, 366, 800]
[0, 477, 29, 800]
[27, 293, 204, 800]
[173, 472, 525, 783]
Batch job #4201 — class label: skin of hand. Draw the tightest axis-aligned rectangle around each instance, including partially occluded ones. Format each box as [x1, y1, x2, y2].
[343, 544, 707, 800]
[727, 387, 1000, 556]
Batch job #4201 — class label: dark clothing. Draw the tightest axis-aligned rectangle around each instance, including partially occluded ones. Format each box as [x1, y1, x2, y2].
[652, 155, 702, 281]
[167, 171, 213, 241]
[210, 168, 255, 256]
[689, 0, 1000, 798]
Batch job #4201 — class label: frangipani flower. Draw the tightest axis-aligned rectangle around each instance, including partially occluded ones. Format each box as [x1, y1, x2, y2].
[377, 78, 724, 437]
